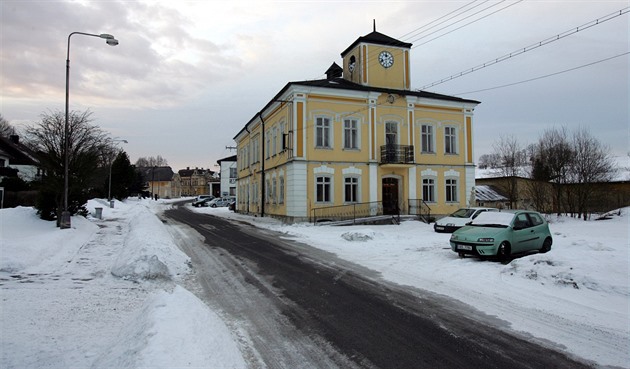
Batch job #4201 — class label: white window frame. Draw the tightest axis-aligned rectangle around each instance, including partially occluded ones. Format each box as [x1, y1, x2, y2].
[343, 118, 360, 150]
[315, 175, 333, 203]
[385, 121, 399, 145]
[422, 178, 436, 203]
[421, 124, 434, 153]
[445, 178, 458, 202]
[315, 116, 332, 148]
[279, 176, 285, 204]
[444, 126, 458, 155]
[344, 176, 360, 203]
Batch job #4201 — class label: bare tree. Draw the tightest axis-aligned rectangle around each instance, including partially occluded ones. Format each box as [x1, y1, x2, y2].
[491, 135, 528, 208]
[532, 127, 573, 215]
[0, 114, 15, 137]
[569, 127, 616, 220]
[135, 155, 169, 167]
[23, 110, 110, 221]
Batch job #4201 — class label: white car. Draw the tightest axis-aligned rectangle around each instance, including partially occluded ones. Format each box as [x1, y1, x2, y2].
[433, 207, 498, 233]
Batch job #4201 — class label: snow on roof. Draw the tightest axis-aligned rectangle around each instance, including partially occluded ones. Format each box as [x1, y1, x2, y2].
[475, 185, 507, 202]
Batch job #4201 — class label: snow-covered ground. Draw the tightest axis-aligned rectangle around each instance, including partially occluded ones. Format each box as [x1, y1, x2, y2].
[1, 198, 628, 368]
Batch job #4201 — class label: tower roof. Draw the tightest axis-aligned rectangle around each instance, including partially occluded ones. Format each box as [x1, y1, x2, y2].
[341, 31, 412, 57]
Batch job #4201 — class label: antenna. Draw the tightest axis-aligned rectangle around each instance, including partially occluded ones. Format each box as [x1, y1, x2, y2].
[373, 19, 376, 32]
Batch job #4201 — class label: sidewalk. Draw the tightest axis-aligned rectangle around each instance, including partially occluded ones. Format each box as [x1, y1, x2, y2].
[0, 198, 246, 369]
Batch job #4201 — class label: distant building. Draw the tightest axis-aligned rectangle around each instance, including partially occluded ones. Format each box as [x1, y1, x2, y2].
[178, 167, 217, 197]
[217, 155, 237, 197]
[137, 166, 181, 199]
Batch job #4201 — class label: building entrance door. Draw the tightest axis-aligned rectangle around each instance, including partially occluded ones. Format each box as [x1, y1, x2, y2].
[382, 178, 399, 215]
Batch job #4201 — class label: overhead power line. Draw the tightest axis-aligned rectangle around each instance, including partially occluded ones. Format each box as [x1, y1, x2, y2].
[453, 51, 630, 95]
[420, 7, 630, 90]
[409, 1, 523, 48]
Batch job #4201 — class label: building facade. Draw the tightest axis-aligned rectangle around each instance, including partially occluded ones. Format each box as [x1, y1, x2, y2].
[217, 155, 237, 197]
[178, 167, 217, 197]
[234, 29, 480, 222]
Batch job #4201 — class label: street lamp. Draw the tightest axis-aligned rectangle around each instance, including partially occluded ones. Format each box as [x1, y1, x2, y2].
[61, 32, 118, 229]
[108, 139, 128, 206]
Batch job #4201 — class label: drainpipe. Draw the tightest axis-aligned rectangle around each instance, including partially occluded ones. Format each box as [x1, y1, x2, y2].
[259, 112, 265, 218]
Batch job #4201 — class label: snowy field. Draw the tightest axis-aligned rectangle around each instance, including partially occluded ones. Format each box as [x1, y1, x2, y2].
[1, 198, 628, 368]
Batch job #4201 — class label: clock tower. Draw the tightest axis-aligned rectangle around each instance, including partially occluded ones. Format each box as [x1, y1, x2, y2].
[340, 24, 412, 90]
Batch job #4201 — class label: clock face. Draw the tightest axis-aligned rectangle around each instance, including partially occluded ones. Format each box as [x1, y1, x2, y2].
[379, 51, 394, 68]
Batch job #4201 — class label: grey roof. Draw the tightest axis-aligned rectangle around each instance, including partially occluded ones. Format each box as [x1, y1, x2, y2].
[475, 185, 508, 202]
[341, 31, 413, 57]
[137, 166, 175, 182]
[234, 77, 480, 139]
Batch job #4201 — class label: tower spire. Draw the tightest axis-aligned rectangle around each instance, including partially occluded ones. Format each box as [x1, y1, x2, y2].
[373, 19, 376, 32]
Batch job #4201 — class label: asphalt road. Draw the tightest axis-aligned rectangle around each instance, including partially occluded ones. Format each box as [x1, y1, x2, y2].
[163, 204, 592, 369]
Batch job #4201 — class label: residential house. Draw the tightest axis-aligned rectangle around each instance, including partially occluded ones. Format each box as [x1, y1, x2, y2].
[0, 135, 43, 182]
[217, 155, 237, 197]
[178, 167, 217, 197]
[137, 166, 181, 199]
[233, 27, 480, 222]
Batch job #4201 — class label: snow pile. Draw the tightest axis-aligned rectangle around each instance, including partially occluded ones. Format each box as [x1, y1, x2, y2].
[106, 201, 190, 281]
[0, 206, 98, 273]
[340, 229, 380, 242]
[93, 285, 246, 369]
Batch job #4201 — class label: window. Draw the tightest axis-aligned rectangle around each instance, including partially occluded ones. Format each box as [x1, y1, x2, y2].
[344, 177, 359, 203]
[252, 134, 260, 163]
[266, 179, 271, 203]
[445, 178, 458, 202]
[528, 212, 544, 226]
[421, 125, 434, 153]
[229, 167, 237, 179]
[316, 176, 332, 202]
[445, 126, 457, 154]
[266, 131, 271, 159]
[272, 126, 278, 156]
[344, 118, 359, 149]
[385, 121, 398, 145]
[422, 178, 435, 202]
[279, 122, 286, 151]
[271, 178, 277, 204]
[279, 176, 285, 204]
[315, 117, 331, 148]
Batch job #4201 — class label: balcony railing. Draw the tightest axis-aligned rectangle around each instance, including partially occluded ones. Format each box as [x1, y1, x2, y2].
[380, 144, 414, 164]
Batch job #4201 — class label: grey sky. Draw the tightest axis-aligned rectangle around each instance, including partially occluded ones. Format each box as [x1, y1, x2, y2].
[1, 0, 628, 171]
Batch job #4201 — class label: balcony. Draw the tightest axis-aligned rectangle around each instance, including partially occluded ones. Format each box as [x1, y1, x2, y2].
[380, 144, 414, 165]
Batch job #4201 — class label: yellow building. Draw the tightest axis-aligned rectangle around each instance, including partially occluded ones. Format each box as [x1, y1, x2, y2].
[234, 28, 480, 222]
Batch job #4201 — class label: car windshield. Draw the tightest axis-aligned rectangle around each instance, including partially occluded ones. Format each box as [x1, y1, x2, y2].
[450, 209, 476, 218]
[469, 212, 514, 228]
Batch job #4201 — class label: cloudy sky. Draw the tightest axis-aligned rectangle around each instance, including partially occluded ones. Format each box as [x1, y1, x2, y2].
[1, 0, 628, 171]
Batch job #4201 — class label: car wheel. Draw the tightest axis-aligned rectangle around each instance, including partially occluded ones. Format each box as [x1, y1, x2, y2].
[211, 204, 217, 208]
[540, 237, 552, 253]
[498, 241, 511, 262]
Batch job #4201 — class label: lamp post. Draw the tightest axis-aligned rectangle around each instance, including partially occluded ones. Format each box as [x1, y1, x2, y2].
[108, 139, 128, 206]
[61, 32, 118, 229]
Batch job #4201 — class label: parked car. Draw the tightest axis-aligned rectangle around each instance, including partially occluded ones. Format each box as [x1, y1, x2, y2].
[449, 210, 553, 261]
[434, 207, 498, 233]
[192, 196, 214, 207]
[207, 196, 235, 208]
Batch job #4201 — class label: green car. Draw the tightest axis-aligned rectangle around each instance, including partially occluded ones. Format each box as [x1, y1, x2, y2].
[450, 210, 552, 260]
